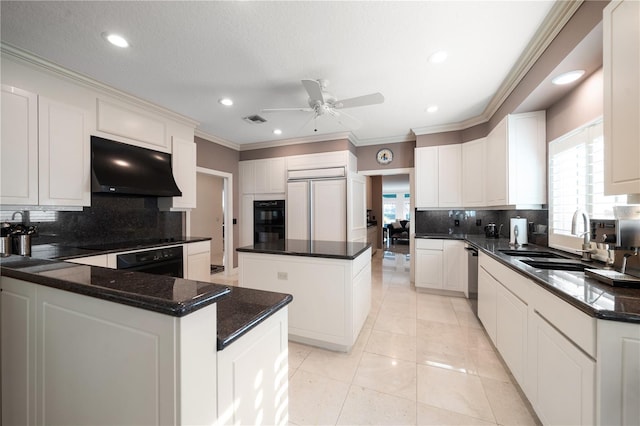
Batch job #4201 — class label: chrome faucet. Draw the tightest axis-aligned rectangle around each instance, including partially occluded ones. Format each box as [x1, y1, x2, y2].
[11, 211, 24, 222]
[571, 208, 594, 261]
[621, 248, 639, 275]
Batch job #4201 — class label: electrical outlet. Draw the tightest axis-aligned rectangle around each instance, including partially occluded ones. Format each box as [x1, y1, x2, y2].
[454, 219, 460, 226]
[277, 271, 288, 280]
[476, 219, 482, 226]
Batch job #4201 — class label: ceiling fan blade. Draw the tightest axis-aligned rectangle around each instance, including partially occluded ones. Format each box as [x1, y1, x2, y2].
[261, 107, 314, 113]
[301, 79, 325, 103]
[335, 92, 384, 109]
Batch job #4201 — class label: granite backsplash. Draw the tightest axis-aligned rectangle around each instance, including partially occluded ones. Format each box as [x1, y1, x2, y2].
[415, 209, 549, 245]
[3, 194, 183, 246]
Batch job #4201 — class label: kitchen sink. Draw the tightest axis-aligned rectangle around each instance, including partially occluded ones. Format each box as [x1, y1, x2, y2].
[519, 259, 589, 271]
[498, 249, 566, 259]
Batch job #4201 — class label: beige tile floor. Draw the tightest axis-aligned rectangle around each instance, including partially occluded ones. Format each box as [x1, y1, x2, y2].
[212, 250, 541, 426]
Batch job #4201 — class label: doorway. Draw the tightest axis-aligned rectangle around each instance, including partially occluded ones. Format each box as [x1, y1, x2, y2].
[188, 167, 234, 274]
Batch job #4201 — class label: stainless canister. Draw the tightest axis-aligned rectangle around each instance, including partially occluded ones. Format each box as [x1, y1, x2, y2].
[0, 236, 11, 255]
[13, 234, 31, 256]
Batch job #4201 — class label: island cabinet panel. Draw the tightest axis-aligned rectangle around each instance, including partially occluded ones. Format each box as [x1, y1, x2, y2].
[65, 254, 108, 267]
[217, 308, 288, 426]
[185, 240, 211, 282]
[238, 248, 371, 352]
[0, 276, 219, 426]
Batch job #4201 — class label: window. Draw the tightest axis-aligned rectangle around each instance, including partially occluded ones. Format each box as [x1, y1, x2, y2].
[548, 117, 626, 252]
[382, 193, 411, 224]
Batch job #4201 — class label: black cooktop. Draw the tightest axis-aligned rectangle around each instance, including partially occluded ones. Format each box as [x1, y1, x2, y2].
[77, 238, 179, 252]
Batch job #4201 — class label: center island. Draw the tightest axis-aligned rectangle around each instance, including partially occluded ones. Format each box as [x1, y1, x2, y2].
[237, 239, 372, 352]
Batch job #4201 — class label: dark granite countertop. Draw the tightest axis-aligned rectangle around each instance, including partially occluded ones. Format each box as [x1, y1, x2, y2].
[216, 286, 292, 350]
[237, 239, 371, 260]
[30, 236, 211, 261]
[415, 233, 468, 240]
[464, 235, 640, 324]
[0, 254, 230, 317]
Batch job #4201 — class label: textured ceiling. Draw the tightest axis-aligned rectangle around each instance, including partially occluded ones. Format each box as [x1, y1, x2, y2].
[1, 1, 564, 147]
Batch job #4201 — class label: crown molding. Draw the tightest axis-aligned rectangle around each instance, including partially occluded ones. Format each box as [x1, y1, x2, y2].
[194, 129, 241, 151]
[412, 0, 582, 137]
[354, 134, 416, 147]
[1, 42, 199, 128]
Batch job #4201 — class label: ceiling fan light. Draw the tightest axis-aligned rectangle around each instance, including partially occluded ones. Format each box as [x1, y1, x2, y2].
[552, 70, 585, 85]
[273, 129, 282, 135]
[102, 32, 129, 48]
[428, 50, 448, 64]
[218, 98, 233, 106]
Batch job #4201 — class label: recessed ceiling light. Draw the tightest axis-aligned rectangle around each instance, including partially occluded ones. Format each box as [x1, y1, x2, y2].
[552, 70, 585, 85]
[218, 98, 233, 106]
[428, 50, 448, 64]
[102, 32, 129, 48]
[426, 105, 439, 113]
[273, 129, 282, 135]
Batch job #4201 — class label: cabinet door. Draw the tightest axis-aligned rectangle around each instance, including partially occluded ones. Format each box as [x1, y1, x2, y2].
[187, 252, 211, 281]
[239, 161, 255, 194]
[240, 194, 255, 246]
[414, 147, 438, 208]
[168, 137, 197, 209]
[268, 157, 286, 193]
[254, 159, 268, 194]
[38, 97, 91, 207]
[531, 312, 595, 426]
[496, 285, 527, 385]
[443, 240, 465, 292]
[478, 267, 497, 344]
[66, 255, 108, 267]
[437, 145, 462, 207]
[312, 179, 346, 242]
[1, 85, 38, 205]
[462, 138, 486, 207]
[415, 249, 443, 289]
[485, 118, 508, 206]
[604, 0, 640, 195]
[507, 111, 546, 205]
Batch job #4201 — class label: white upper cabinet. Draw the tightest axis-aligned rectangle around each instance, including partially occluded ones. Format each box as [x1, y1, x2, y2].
[1, 85, 39, 205]
[415, 144, 461, 208]
[604, 0, 640, 195]
[38, 96, 91, 207]
[462, 137, 486, 207]
[485, 111, 546, 207]
[239, 158, 286, 195]
[159, 137, 197, 210]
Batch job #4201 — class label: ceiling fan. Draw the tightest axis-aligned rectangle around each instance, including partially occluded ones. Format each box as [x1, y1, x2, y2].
[262, 79, 384, 131]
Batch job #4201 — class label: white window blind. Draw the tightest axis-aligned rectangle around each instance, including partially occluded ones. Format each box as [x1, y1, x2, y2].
[548, 118, 626, 252]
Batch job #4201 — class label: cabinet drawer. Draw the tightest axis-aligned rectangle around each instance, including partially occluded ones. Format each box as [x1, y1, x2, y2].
[415, 239, 444, 250]
[479, 253, 531, 302]
[186, 240, 210, 256]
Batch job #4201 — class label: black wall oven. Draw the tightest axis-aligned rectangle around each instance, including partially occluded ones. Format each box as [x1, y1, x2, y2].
[116, 246, 184, 277]
[254, 200, 285, 244]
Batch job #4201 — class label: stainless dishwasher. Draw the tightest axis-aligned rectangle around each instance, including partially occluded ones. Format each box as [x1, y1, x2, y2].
[465, 244, 479, 317]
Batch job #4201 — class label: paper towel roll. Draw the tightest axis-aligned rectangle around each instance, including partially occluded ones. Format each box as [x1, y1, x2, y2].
[510, 218, 528, 245]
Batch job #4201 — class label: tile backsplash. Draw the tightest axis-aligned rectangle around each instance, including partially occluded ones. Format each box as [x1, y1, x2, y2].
[3, 194, 183, 246]
[415, 209, 549, 245]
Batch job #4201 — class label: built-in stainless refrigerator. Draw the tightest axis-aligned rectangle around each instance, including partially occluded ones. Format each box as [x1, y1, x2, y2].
[287, 167, 347, 241]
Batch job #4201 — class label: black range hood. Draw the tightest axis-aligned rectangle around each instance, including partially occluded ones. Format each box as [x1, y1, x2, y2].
[91, 136, 182, 197]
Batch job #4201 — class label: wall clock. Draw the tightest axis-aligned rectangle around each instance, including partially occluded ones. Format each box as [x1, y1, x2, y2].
[376, 148, 393, 165]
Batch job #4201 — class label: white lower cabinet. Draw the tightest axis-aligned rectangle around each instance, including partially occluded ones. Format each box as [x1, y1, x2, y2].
[185, 240, 211, 281]
[530, 311, 595, 426]
[477, 266, 498, 344]
[415, 239, 466, 293]
[495, 284, 527, 385]
[65, 254, 108, 267]
[217, 308, 288, 426]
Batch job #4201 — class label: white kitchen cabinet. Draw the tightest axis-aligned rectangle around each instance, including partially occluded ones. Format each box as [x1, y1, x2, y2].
[530, 311, 595, 426]
[477, 266, 498, 345]
[415, 239, 466, 294]
[240, 194, 255, 246]
[415, 145, 462, 208]
[240, 158, 286, 195]
[603, 0, 640, 195]
[1, 85, 38, 206]
[495, 284, 528, 385]
[462, 137, 486, 207]
[1, 276, 219, 425]
[185, 240, 211, 281]
[158, 137, 197, 210]
[485, 111, 546, 207]
[217, 308, 288, 426]
[38, 97, 91, 207]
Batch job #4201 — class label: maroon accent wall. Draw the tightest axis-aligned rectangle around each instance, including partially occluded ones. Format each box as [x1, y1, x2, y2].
[195, 136, 240, 267]
[356, 141, 415, 170]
